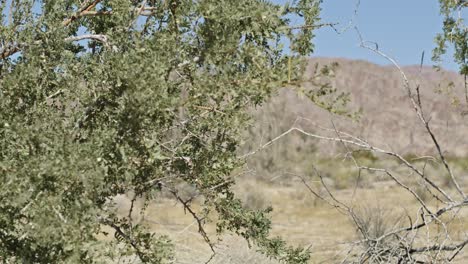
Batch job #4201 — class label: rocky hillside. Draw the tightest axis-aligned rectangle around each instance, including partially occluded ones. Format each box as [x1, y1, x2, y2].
[246, 57, 468, 173]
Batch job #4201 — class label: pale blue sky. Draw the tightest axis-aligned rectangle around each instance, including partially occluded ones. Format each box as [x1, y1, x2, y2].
[274, 0, 466, 71]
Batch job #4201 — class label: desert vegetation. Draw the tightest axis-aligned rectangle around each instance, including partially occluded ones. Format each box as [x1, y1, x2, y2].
[1, 0, 467, 263]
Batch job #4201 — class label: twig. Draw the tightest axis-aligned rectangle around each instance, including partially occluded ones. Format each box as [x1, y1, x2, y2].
[1, 34, 110, 61]
[99, 217, 147, 262]
[355, 26, 465, 199]
[246, 126, 454, 202]
[62, 0, 102, 26]
[52, 206, 67, 223]
[286, 22, 339, 31]
[159, 183, 216, 254]
[65, 34, 109, 46]
[129, 1, 148, 28]
[409, 238, 468, 253]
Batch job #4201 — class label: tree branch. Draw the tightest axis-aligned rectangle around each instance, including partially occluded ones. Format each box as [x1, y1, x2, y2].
[1, 34, 109, 61]
[355, 26, 466, 200]
[64, 34, 109, 46]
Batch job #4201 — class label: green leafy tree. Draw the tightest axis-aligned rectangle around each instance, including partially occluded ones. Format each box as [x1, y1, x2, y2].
[0, 0, 326, 263]
[433, 0, 467, 102]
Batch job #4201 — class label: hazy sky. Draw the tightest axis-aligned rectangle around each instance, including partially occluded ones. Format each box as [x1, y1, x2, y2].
[275, 0, 466, 71]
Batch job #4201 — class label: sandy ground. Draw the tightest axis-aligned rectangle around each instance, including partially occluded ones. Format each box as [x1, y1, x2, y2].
[106, 174, 468, 264]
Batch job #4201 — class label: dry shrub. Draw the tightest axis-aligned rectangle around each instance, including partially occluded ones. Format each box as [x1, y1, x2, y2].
[413, 184, 431, 202]
[236, 181, 269, 211]
[354, 205, 396, 241]
[210, 236, 281, 264]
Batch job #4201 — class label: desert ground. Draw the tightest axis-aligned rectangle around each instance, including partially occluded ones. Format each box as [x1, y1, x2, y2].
[109, 58, 468, 263]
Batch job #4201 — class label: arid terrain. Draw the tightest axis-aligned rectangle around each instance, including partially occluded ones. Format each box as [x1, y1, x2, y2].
[113, 58, 468, 263]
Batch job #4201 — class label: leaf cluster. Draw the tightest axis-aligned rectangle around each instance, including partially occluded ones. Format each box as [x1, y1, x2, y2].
[433, 0, 467, 75]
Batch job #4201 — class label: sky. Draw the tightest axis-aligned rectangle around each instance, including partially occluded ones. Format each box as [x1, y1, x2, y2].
[274, 0, 466, 72]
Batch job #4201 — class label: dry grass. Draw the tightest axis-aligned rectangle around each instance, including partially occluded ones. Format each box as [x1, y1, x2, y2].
[108, 175, 468, 263]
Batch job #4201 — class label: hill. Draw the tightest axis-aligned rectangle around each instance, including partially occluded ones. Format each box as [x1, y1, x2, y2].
[245, 58, 468, 180]
[249, 57, 468, 155]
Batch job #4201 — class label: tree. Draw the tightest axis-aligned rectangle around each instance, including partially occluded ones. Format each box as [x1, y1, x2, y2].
[434, 0, 467, 74]
[0, 0, 326, 263]
[434, 0, 467, 102]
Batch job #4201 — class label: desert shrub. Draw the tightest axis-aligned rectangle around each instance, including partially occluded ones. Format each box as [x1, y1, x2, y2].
[236, 182, 269, 211]
[352, 150, 379, 163]
[0, 0, 328, 262]
[354, 205, 393, 240]
[413, 184, 432, 202]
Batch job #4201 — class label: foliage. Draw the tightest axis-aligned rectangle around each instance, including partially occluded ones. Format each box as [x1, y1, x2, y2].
[433, 0, 467, 76]
[0, 0, 331, 263]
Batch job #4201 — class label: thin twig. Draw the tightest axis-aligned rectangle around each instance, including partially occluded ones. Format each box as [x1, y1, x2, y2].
[355, 27, 465, 199]
[64, 34, 109, 46]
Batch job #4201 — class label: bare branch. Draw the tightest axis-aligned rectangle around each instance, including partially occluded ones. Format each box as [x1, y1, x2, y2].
[62, 0, 102, 26]
[99, 217, 148, 262]
[409, 238, 468, 254]
[157, 182, 216, 255]
[355, 27, 466, 199]
[64, 34, 109, 46]
[286, 22, 339, 31]
[0, 45, 20, 60]
[1, 34, 109, 61]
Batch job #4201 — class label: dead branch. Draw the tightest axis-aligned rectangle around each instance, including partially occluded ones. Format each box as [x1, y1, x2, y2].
[355, 27, 466, 200]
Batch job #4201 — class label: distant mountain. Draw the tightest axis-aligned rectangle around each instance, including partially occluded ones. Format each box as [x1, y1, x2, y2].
[248, 57, 468, 158]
